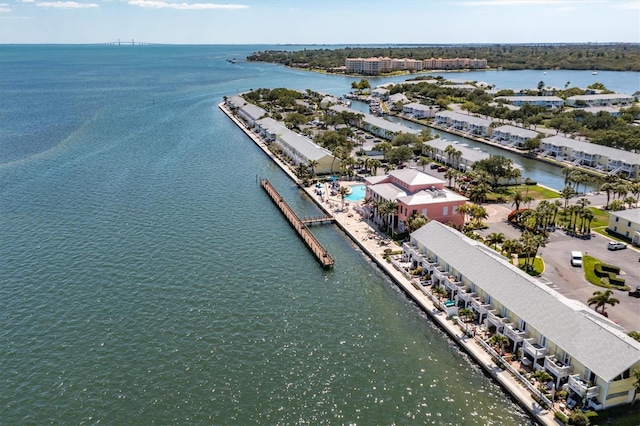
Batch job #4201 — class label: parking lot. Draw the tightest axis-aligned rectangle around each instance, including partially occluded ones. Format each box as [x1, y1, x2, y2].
[477, 203, 640, 332]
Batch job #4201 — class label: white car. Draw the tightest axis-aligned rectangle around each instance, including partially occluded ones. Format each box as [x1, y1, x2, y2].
[607, 241, 627, 251]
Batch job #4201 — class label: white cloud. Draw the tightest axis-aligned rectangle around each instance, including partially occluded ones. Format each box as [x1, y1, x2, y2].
[36, 1, 99, 7]
[0, 4, 11, 12]
[128, 0, 248, 10]
[464, 0, 604, 5]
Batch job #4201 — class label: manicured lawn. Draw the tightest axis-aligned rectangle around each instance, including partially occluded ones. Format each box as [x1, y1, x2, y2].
[557, 206, 609, 230]
[490, 184, 560, 203]
[509, 184, 560, 200]
[582, 254, 630, 291]
[518, 256, 544, 276]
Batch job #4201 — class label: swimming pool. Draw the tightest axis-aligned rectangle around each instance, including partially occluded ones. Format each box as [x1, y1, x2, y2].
[344, 184, 366, 202]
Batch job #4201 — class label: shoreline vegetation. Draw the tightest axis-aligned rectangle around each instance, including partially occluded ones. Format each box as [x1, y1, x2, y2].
[247, 43, 640, 72]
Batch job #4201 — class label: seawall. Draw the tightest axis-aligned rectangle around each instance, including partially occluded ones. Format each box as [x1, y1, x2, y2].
[219, 101, 556, 426]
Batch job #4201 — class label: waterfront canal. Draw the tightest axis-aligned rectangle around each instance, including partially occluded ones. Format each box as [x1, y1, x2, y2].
[351, 99, 598, 192]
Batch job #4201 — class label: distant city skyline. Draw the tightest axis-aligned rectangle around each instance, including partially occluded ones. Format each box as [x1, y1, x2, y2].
[1, 0, 639, 45]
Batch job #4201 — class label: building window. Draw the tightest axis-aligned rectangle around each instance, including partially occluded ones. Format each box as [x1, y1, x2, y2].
[443, 206, 448, 216]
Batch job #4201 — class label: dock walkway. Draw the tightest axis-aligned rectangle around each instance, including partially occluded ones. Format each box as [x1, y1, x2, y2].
[260, 179, 334, 268]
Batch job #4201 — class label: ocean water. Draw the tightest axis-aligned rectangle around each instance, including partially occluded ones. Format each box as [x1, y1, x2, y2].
[5, 44, 630, 425]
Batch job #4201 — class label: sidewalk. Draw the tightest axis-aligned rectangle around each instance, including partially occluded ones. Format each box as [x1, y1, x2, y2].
[219, 102, 558, 426]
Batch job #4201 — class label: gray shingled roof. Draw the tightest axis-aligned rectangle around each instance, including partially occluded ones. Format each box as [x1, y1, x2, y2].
[427, 138, 490, 163]
[369, 183, 407, 200]
[329, 105, 419, 135]
[411, 221, 640, 382]
[388, 169, 444, 186]
[609, 208, 640, 224]
[541, 135, 640, 164]
[492, 125, 539, 139]
[239, 103, 266, 121]
[435, 110, 492, 127]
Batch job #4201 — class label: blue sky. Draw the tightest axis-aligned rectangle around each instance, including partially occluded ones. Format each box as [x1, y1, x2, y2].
[1, 0, 638, 44]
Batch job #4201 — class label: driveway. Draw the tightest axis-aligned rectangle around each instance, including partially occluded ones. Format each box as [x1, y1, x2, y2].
[538, 230, 640, 332]
[476, 203, 640, 332]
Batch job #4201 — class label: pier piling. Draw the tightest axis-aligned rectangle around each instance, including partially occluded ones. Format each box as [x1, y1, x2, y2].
[260, 179, 334, 268]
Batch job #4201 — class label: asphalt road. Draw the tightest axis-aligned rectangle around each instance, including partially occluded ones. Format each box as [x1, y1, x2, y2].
[396, 162, 640, 332]
[475, 198, 640, 332]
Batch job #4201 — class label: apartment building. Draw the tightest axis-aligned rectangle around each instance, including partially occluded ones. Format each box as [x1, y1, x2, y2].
[539, 135, 640, 178]
[403, 220, 640, 411]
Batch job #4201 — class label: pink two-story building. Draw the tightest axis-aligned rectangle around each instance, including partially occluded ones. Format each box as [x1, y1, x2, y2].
[364, 169, 468, 231]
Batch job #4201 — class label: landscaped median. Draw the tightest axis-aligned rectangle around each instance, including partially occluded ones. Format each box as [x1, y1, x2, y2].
[583, 255, 630, 291]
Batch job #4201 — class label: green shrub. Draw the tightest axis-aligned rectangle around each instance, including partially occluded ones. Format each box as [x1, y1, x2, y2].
[555, 411, 568, 424]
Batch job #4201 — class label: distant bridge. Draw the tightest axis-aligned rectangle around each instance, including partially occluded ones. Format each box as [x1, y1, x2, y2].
[105, 39, 154, 46]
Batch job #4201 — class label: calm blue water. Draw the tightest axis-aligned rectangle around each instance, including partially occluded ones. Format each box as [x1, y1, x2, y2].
[345, 184, 366, 202]
[6, 45, 635, 425]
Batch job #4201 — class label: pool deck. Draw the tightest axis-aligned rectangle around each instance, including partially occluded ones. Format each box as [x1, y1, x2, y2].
[219, 102, 558, 426]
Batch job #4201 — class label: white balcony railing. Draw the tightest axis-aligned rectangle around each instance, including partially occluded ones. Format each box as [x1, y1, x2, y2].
[523, 339, 548, 359]
[502, 323, 526, 343]
[487, 311, 508, 331]
[470, 298, 490, 315]
[568, 375, 599, 399]
[457, 289, 476, 304]
[544, 356, 571, 378]
[432, 267, 445, 282]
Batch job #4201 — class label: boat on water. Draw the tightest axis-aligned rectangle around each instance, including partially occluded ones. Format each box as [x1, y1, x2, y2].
[592, 71, 598, 75]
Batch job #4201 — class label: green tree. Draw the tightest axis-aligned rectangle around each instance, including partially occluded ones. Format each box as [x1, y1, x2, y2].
[485, 232, 505, 251]
[587, 289, 620, 315]
[489, 334, 509, 356]
[472, 156, 515, 188]
[404, 212, 429, 233]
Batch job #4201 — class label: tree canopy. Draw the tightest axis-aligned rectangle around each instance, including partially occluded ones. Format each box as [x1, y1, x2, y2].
[247, 44, 640, 72]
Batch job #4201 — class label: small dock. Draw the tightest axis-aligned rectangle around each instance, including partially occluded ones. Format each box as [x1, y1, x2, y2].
[260, 179, 334, 268]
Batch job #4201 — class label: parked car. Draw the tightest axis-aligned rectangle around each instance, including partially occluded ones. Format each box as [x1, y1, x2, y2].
[607, 241, 627, 251]
[570, 251, 583, 267]
[629, 285, 640, 298]
[437, 166, 447, 172]
[430, 163, 439, 169]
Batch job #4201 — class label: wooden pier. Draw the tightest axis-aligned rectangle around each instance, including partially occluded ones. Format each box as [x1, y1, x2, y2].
[260, 179, 334, 268]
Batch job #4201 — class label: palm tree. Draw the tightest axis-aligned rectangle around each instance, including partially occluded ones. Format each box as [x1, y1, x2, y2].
[404, 213, 429, 233]
[369, 159, 382, 176]
[307, 159, 319, 180]
[339, 186, 349, 211]
[561, 185, 575, 210]
[587, 289, 620, 315]
[600, 181, 615, 209]
[489, 333, 509, 355]
[418, 156, 430, 171]
[485, 232, 505, 251]
[502, 238, 522, 259]
[379, 200, 398, 234]
[533, 370, 553, 391]
[444, 144, 456, 166]
[519, 230, 546, 271]
[444, 168, 457, 188]
[524, 177, 533, 196]
[431, 285, 447, 301]
[469, 182, 491, 205]
[457, 203, 472, 228]
[580, 208, 594, 234]
[471, 204, 488, 229]
[511, 190, 525, 211]
[457, 308, 475, 334]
